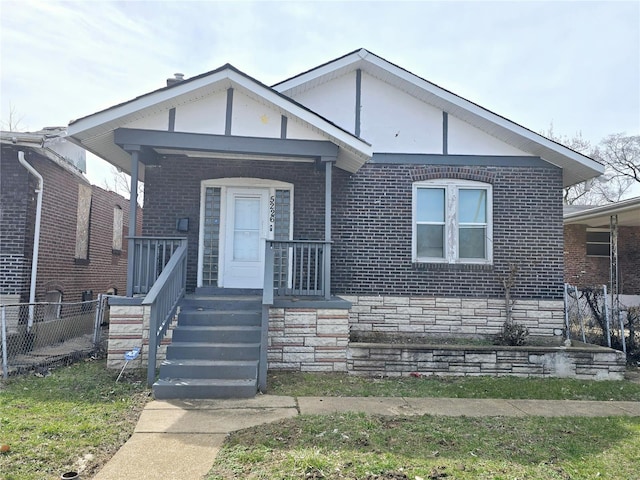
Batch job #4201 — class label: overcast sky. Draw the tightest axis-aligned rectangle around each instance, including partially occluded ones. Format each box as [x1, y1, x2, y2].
[1, 0, 638, 186]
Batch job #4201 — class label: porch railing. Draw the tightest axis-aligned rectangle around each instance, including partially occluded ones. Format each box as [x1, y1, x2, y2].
[142, 239, 187, 387]
[130, 237, 186, 295]
[260, 239, 331, 392]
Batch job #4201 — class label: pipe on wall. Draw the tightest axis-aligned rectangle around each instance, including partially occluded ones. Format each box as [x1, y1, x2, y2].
[18, 151, 43, 331]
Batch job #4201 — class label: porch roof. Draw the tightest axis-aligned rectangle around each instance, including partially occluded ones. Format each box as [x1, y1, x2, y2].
[275, 48, 604, 187]
[563, 196, 640, 227]
[67, 64, 372, 180]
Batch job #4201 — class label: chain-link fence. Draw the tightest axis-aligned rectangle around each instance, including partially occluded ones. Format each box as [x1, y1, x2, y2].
[564, 283, 640, 364]
[1, 296, 107, 378]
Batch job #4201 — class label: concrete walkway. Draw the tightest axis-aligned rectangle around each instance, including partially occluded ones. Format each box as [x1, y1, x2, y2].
[92, 395, 640, 479]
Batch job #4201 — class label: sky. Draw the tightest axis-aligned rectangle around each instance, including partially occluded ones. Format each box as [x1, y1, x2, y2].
[1, 0, 639, 188]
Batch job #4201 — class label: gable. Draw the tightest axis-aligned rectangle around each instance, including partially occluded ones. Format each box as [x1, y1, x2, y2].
[68, 65, 372, 179]
[275, 49, 604, 186]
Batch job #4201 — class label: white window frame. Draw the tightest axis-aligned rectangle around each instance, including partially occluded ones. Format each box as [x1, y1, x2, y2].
[412, 179, 493, 264]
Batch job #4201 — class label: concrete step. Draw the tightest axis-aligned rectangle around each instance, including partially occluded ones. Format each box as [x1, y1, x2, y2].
[165, 342, 260, 361]
[177, 310, 261, 326]
[172, 325, 261, 343]
[194, 287, 263, 296]
[152, 378, 257, 399]
[179, 296, 262, 312]
[158, 359, 258, 379]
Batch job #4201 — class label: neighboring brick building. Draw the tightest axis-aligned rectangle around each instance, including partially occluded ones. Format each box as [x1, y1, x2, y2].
[0, 129, 141, 305]
[564, 198, 640, 295]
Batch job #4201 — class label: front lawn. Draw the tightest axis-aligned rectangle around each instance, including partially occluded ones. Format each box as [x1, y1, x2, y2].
[207, 413, 640, 479]
[268, 371, 640, 401]
[0, 360, 149, 480]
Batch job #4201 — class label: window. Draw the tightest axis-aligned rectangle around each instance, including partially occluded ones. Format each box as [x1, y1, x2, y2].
[586, 228, 610, 257]
[45, 290, 62, 319]
[75, 184, 92, 260]
[413, 179, 492, 263]
[113, 205, 123, 251]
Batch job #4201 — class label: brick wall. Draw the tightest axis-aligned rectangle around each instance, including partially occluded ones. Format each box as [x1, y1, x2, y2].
[564, 223, 640, 294]
[144, 158, 564, 299]
[332, 163, 565, 299]
[143, 157, 326, 292]
[0, 144, 135, 303]
[0, 145, 31, 297]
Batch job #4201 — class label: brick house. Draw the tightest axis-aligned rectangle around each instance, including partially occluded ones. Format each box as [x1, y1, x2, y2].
[67, 49, 608, 396]
[0, 128, 140, 307]
[564, 197, 640, 296]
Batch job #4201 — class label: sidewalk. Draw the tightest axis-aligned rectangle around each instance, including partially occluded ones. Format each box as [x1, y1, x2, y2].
[92, 395, 640, 479]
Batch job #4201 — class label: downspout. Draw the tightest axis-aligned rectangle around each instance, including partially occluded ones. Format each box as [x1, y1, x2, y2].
[18, 151, 43, 332]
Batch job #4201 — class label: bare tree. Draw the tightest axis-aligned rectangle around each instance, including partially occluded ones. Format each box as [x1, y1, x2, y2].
[103, 166, 144, 206]
[541, 125, 637, 205]
[594, 133, 640, 184]
[0, 103, 26, 131]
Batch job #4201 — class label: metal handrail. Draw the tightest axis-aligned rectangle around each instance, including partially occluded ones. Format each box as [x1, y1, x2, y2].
[142, 239, 187, 387]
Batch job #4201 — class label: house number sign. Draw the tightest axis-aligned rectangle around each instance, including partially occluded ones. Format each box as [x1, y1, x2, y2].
[269, 195, 275, 232]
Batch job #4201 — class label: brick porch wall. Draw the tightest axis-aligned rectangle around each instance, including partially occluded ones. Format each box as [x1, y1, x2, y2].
[564, 224, 640, 294]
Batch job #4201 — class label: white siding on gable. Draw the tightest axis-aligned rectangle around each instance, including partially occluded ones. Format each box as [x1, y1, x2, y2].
[124, 110, 170, 131]
[287, 72, 356, 135]
[174, 91, 227, 134]
[232, 91, 282, 138]
[285, 118, 330, 142]
[447, 116, 531, 156]
[360, 73, 442, 153]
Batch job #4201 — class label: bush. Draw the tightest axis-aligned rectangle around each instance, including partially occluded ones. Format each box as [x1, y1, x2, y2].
[494, 322, 530, 346]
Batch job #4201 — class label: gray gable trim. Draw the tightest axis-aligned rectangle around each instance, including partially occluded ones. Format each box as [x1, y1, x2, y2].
[370, 153, 556, 168]
[114, 128, 338, 160]
[442, 112, 448, 155]
[355, 68, 362, 137]
[225, 88, 233, 136]
[168, 108, 176, 132]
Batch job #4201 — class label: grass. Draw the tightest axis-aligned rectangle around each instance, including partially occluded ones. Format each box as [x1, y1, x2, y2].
[207, 413, 640, 479]
[268, 371, 640, 401]
[0, 359, 149, 480]
[204, 371, 640, 479]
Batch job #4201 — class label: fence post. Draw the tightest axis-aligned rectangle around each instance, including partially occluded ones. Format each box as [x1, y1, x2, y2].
[1, 305, 7, 379]
[603, 284, 611, 347]
[93, 295, 103, 346]
[563, 283, 570, 341]
[619, 310, 627, 355]
[574, 285, 586, 343]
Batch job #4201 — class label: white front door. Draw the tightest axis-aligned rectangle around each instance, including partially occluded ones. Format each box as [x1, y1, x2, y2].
[223, 188, 269, 288]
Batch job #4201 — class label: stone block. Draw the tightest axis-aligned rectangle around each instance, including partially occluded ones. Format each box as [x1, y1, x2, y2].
[304, 337, 337, 347]
[396, 306, 424, 315]
[409, 297, 436, 307]
[465, 352, 496, 363]
[383, 296, 411, 305]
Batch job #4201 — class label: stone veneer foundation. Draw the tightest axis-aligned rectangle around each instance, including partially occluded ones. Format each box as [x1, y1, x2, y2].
[105, 296, 625, 381]
[347, 342, 626, 380]
[107, 301, 174, 370]
[341, 295, 566, 337]
[268, 306, 350, 372]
